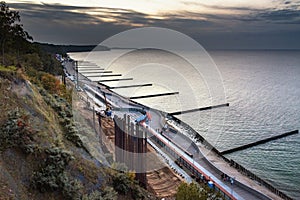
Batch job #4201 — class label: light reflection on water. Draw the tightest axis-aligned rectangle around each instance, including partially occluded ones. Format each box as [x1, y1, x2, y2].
[69, 50, 300, 199]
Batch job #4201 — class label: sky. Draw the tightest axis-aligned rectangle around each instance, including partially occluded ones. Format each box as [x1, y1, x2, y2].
[5, 0, 300, 49]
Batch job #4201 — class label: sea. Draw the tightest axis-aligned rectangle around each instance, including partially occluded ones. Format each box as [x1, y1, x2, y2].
[69, 49, 300, 199]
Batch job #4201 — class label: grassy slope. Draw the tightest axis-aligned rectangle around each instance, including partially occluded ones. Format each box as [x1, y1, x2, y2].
[0, 68, 92, 199]
[0, 68, 152, 200]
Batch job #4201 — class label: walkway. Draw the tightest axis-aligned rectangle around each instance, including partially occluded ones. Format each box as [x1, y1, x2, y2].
[64, 61, 280, 200]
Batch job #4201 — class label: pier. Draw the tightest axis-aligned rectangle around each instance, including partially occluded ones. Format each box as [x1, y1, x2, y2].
[78, 71, 113, 73]
[221, 130, 299, 155]
[77, 61, 97, 66]
[108, 83, 153, 89]
[98, 78, 133, 82]
[77, 67, 104, 70]
[169, 103, 229, 115]
[85, 74, 122, 77]
[130, 92, 179, 100]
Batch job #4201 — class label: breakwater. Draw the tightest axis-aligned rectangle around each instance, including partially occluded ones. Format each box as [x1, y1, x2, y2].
[169, 115, 294, 200]
[221, 130, 299, 155]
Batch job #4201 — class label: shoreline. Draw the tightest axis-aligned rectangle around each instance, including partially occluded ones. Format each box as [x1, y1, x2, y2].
[98, 81, 289, 200]
[65, 58, 293, 200]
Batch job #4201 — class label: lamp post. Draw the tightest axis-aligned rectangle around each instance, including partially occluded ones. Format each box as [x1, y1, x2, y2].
[230, 177, 234, 196]
[75, 60, 79, 90]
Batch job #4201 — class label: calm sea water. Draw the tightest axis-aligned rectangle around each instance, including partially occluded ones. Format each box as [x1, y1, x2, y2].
[69, 50, 300, 199]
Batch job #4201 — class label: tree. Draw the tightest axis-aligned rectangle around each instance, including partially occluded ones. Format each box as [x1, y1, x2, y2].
[176, 182, 207, 200]
[0, 1, 32, 65]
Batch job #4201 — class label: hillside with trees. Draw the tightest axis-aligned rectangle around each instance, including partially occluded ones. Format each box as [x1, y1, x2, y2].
[0, 2, 227, 199]
[0, 2, 153, 199]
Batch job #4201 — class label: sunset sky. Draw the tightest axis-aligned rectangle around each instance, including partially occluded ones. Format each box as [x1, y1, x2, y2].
[6, 0, 300, 49]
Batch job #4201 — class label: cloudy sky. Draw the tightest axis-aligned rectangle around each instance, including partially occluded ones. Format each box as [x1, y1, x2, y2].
[5, 0, 300, 49]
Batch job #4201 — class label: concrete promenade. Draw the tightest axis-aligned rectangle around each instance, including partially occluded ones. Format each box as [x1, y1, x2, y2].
[64, 60, 284, 200]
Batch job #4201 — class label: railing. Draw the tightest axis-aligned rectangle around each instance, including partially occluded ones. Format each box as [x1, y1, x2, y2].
[229, 160, 293, 200]
[169, 114, 294, 200]
[83, 78, 293, 200]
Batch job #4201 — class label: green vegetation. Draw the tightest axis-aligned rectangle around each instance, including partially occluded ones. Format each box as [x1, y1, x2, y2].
[39, 88, 83, 148]
[107, 165, 146, 200]
[0, 108, 36, 153]
[36, 43, 98, 56]
[0, 64, 20, 80]
[1, 2, 62, 75]
[0, 1, 32, 64]
[175, 182, 224, 200]
[0, 54, 150, 200]
[0, 65, 16, 72]
[82, 187, 117, 200]
[30, 147, 93, 200]
[0, 2, 153, 200]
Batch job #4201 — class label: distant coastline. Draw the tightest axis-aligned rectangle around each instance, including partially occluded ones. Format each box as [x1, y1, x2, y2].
[35, 42, 110, 55]
[36, 42, 300, 54]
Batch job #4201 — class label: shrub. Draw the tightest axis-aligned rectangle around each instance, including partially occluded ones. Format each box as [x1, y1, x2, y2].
[0, 108, 35, 152]
[38, 88, 84, 148]
[62, 178, 83, 200]
[82, 187, 117, 200]
[176, 182, 205, 200]
[101, 187, 118, 200]
[110, 170, 144, 199]
[31, 146, 75, 193]
[175, 182, 224, 200]
[31, 146, 88, 199]
[112, 173, 131, 195]
[40, 73, 61, 94]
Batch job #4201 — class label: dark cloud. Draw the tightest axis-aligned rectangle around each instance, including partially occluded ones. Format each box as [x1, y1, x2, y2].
[257, 9, 300, 23]
[181, 1, 265, 11]
[8, 2, 300, 49]
[12, 3, 98, 23]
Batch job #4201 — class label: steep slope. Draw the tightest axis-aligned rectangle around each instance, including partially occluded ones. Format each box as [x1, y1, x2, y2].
[0, 68, 153, 200]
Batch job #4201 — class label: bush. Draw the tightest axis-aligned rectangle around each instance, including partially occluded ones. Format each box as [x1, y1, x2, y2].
[101, 187, 118, 200]
[40, 73, 61, 94]
[62, 178, 83, 200]
[82, 187, 117, 200]
[31, 146, 88, 199]
[0, 108, 35, 152]
[175, 182, 224, 200]
[176, 182, 206, 200]
[112, 173, 131, 195]
[31, 146, 75, 193]
[39, 88, 84, 148]
[110, 170, 144, 199]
